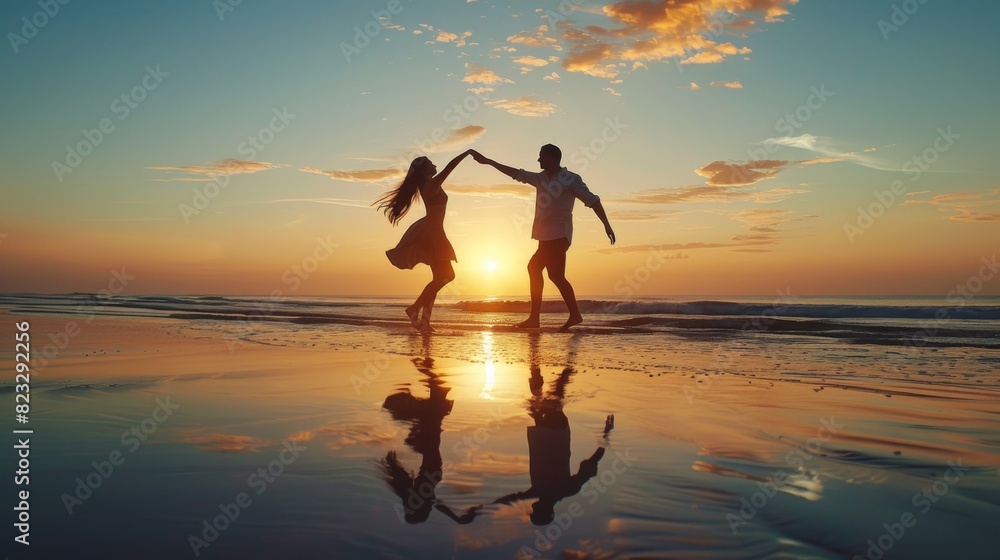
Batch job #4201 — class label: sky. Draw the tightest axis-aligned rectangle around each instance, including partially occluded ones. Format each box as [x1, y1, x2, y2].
[1, 0, 998, 297]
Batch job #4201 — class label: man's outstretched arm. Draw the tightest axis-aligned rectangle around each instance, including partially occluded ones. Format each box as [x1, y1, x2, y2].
[470, 150, 519, 181]
[591, 200, 616, 244]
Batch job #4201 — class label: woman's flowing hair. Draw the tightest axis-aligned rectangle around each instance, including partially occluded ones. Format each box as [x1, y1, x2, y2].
[375, 157, 430, 226]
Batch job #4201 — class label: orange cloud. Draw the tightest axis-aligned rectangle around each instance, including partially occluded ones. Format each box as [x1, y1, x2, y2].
[486, 96, 557, 117]
[544, 0, 798, 78]
[462, 62, 514, 84]
[146, 158, 288, 181]
[301, 166, 405, 183]
[617, 184, 806, 205]
[446, 183, 535, 198]
[709, 80, 743, 89]
[696, 160, 786, 186]
[905, 190, 1000, 222]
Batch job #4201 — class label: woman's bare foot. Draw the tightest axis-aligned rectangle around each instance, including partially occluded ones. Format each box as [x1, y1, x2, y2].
[515, 318, 540, 329]
[419, 308, 436, 333]
[405, 305, 421, 330]
[559, 313, 583, 332]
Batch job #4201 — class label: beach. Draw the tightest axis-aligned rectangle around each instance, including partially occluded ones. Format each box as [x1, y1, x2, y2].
[1, 295, 997, 558]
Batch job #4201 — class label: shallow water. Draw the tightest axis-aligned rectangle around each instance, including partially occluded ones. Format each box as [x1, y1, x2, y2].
[3, 308, 998, 559]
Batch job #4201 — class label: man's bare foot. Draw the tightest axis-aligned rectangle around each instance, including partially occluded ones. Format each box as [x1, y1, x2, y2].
[559, 313, 583, 332]
[515, 318, 540, 329]
[405, 305, 421, 330]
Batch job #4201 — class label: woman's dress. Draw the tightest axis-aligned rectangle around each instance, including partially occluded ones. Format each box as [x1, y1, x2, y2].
[385, 183, 456, 269]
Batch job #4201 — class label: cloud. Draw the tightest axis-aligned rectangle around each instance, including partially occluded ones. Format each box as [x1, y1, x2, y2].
[765, 134, 896, 171]
[236, 197, 374, 209]
[678, 82, 700, 90]
[507, 25, 563, 50]
[729, 208, 814, 232]
[597, 237, 778, 254]
[462, 62, 514, 84]
[904, 190, 1000, 222]
[486, 96, 557, 117]
[607, 209, 683, 221]
[301, 166, 405, 183]
[540, 0, 798, 79]
[436, 30, 473, 46]
[603, 87, 622, 96]
[514, 55, 549, 67]
[446, 183, 535, 198]
[799, 157, 842, 165]
[146, 158, 288, 181]
[543, 71, 561, 81]
[709, 80, 743, 89]
[616, 184, 807, 205]
[696, 160, 787, 186]
[422, 125, 486, 151]
[177, 430, 271, 453]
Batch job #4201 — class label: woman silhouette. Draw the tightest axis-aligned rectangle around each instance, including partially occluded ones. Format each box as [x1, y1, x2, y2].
[376, 150, 472, 331]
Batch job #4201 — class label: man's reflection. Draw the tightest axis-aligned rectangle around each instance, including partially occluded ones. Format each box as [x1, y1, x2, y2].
[379, 334, 454, 523]
[437, 332, 614, 525]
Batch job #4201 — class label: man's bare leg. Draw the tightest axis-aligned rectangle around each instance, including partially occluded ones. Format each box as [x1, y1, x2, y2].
[545, 239, 582, 331]
[516, 247, 546, 328]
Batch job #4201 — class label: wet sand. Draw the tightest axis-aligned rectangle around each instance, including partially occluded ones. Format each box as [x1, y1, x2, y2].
[2, 312, 998, 559]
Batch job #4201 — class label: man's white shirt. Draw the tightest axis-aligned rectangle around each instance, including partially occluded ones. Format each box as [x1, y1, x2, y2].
[515, 167, 600, 244]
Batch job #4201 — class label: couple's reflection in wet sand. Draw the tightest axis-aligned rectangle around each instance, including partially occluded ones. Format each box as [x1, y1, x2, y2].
[379, 332, 613, 525]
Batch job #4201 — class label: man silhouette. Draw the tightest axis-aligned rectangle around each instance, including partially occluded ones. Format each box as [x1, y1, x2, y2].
[471, 145, 615, 330]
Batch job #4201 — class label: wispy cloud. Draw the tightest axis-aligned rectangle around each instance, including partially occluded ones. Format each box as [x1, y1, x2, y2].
[146, 158, 288, 181]
[231, 197, 374, 209]
[446, 183, 535, 198]
[904, 189, 1000, 222]
[301, 167, 405, 183]
[616, 184, 808, 205]
[486, 96, 557, 117]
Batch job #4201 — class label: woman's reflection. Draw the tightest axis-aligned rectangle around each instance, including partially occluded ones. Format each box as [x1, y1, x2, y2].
[379, 334, 454, 523]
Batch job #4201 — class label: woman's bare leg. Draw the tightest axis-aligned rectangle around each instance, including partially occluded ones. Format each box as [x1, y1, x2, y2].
[411, 260, 455, 331]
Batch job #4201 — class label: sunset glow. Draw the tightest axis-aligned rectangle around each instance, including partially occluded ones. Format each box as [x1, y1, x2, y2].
[1, 1, 997, 297]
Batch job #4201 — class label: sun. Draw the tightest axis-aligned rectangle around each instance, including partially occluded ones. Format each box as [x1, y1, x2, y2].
[483, 260, 498, 272]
